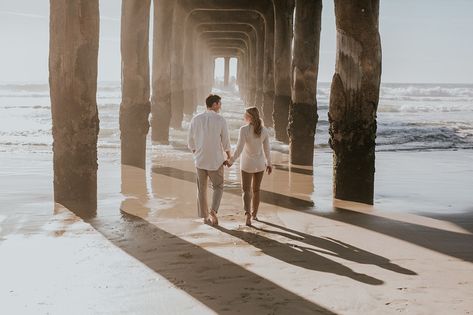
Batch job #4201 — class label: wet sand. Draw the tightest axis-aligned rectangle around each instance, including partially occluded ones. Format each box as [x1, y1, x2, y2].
[1, 146, 473, 314]
[1, 91, 473, 314]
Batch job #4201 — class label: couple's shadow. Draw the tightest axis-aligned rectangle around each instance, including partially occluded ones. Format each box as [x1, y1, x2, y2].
[216, 220, 417, 286]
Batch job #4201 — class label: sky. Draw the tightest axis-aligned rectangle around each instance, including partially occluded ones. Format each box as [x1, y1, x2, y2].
[0, 0, 472, 84]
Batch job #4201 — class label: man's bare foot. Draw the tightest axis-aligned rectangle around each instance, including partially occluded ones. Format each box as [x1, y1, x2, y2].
[203, 217, 212, 225]
[245, 213, 252, 226]
[209, 210, 219, 226]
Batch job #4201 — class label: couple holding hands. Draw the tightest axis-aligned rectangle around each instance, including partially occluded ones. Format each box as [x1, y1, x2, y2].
[187, 94, 272, 227]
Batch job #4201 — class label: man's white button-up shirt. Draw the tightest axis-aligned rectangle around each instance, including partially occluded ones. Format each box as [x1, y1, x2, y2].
[188, 110, 231, 171]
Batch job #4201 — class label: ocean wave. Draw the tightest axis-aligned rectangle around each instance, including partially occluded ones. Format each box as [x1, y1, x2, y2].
[2, 105, 51, 109]
[0, 93, 50, 98]
[381, 85, 473, 98]
[378, 103, 473, 113]
[317, 83, 473, 103]
[0, 83, 49, 92]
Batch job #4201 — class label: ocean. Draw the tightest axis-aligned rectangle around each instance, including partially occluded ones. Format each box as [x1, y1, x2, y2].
[1, 82, 472, 155]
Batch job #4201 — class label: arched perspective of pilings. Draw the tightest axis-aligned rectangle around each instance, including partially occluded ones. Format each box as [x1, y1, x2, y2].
[197, 24, 258, 107]
[49, 0, 100, 217]
[180, 0, 275, 121]
[288, 0, 322, 166]
[329, 0, 382, 204]
[200, 31, 252, 95]
[120, 0, 152, 168]
[187, 10, 266, 115]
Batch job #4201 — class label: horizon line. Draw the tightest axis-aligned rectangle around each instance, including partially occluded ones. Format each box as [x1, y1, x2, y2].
[1, 81, 473, 86]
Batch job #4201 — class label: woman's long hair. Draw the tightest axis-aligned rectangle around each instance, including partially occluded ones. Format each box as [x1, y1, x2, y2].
[246, 107, 263, 137]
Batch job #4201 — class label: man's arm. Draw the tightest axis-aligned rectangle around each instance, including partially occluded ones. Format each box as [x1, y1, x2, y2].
[187, 118, 196, 153]
[221, 118, 231, 160]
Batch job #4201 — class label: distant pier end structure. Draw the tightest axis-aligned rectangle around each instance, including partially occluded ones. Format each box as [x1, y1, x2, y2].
[48, 0, 382, 216]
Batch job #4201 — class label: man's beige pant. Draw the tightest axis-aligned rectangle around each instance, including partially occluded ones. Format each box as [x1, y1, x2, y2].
[196, 166, 224, 218]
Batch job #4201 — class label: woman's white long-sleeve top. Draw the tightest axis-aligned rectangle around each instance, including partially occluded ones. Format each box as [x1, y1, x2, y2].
[229, 124, 272, 173]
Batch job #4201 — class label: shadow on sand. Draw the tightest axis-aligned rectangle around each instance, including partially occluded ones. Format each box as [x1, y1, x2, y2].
[84, 210, 335, 315]
[215, 225, 385, 286]
[253, 220, 416, 276]
[324, 208, 473, 263]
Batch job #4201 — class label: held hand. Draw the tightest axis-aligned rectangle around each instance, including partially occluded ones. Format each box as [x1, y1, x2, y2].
[225, 159, 233, 168]
[266, 165, 272, 175]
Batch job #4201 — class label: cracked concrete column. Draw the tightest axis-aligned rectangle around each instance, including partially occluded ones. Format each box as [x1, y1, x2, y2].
[183, 18, 197, 116]
[329, 0, 382, 204]
[273, 0, 294, 143]
[192, 39, 201, 111]
[151, 0, 173, 144]
[192, 38, 204, 107]
[170, 3, 186, 129]
[288, 0, 322, 166]
[237, 55, 246, 100]
[49, 0, 100, 217]
[254, 24, 265, 111]
[262, 8, 275, 127]
[120, 0, 151, 168]
[224, 56, 230, 87]
[247, 28, 258, 107]
[211, 56, 216, 91]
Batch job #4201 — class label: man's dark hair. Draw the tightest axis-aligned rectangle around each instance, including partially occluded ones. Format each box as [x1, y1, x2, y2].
[206, 94, 221, 108]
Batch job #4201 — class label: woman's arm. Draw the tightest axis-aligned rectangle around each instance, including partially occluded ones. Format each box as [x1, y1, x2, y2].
[229, 126, 246, 165]
[263, 130, 272, 167]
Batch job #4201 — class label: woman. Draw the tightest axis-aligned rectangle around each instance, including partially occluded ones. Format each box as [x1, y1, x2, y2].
[227, 107, 272, 226]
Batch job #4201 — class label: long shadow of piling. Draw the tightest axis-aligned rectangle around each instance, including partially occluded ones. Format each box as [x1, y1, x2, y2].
[85, 211, 335, 314]
[324, 209, 473, 263]
[63, 165, 336, 313]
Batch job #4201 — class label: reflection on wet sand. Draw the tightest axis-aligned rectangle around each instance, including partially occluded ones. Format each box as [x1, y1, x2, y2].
[152, 165, 315, 210]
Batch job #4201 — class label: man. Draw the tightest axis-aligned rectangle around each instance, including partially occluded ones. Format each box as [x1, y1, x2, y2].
[188, 94, 231, 225]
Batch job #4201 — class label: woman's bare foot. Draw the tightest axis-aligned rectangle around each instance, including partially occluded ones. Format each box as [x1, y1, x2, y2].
[245, 213, 252, 226]
[209, 210, 219, 226]
[251, 211, 258, 221]
[203, 217, 213, 225]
